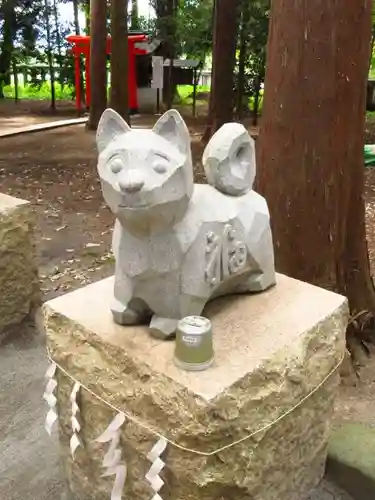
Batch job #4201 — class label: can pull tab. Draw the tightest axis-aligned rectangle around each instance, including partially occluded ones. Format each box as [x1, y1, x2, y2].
[179, 316, 211, 334]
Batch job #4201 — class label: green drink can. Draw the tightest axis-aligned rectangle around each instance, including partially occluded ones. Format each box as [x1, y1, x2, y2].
[174, 316, 214, 372]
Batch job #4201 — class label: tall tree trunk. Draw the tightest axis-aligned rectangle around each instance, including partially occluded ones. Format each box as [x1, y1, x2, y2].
[369, 28, 375, 73]
[167, 0, 179, 109]
[155, 0, 178, 106]
[257, 0, 375, 317]
[72, 0, 85, 105]
[110, 0, 129, 122]
[130, 0, 140, 31]
[85, 0, 91, 35]
[52, 0, 64, 94]
[236, 0, 250, 119]
[252, 68, 262, 126]
[0, 0, 16, 98]
[204, 0, 239, 139]
[87, 0, 107, 130]
[202, 0, 217, 143]
[12, 58, 18, 102]
[44, 0, 56, 110]
[72, 0, 80, 34]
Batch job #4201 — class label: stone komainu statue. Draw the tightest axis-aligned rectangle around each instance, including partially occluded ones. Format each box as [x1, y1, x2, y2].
[96, 109, 276, 339]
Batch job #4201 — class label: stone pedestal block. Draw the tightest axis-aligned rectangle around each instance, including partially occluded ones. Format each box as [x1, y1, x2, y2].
[43, 274, 348, 500]
[0, 194, 40, 339]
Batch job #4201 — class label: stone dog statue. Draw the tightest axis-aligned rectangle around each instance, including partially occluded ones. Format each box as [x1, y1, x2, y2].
[96, 108, 276, 339]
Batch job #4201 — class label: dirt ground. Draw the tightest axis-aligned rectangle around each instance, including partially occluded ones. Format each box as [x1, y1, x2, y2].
[0, 100, 211, 301]
[1, 99, 375, 429]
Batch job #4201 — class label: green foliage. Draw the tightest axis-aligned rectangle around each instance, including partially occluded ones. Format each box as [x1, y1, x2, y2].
[237, 0, 269, 92]
[0, 0, 45, 52]
[150, 0, 213, 64]
[0, 0, 269, 117]
[0, 0, 45, 95]
[249, 89, 264, 113]
[136, 15, 156, 33]
[177, 0, 213, 64]
[130, 0, 140, 31]
[152, 0, 179, 54]
[0, 0, 80, 98]
[3, 81, 74, 100]
[176, 84, 210, 104]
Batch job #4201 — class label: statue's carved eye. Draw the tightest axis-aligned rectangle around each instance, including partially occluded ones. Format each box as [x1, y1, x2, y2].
[152, 154, 169, 174]
[153, 162, 167, 174]
[110, 158, 123, 174]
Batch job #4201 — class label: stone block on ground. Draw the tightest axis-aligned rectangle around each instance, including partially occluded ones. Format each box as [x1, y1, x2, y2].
[326, 424, 375, 500]
[43, 273, 348, 500]
[0, 193, 40, 340]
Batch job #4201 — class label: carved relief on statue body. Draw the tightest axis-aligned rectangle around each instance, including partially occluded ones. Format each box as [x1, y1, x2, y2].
[96, 108, 276, 339]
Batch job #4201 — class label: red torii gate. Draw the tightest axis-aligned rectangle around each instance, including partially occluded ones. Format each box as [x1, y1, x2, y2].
[66, 34, 148, 112]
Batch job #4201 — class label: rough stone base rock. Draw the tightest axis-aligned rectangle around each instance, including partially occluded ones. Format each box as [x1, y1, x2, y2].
[0, 194, 40, 340]
[307, 478, 355, 500]
[43, 274, 348, 500]
[326, 424, 375, 500]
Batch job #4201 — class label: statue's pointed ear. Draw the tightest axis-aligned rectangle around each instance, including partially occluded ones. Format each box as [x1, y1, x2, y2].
[96, 108, 131, 154]
[153, 109, 190, 155]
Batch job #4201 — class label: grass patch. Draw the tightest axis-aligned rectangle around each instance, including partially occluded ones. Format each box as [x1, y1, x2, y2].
[3, 81, 74, 100]
[3, 80, 264, 116]
[177, 84, 210, 105]
[249, 90, 264, 113]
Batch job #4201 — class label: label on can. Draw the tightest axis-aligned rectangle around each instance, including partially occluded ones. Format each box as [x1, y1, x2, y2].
[181, 335, 202, 347]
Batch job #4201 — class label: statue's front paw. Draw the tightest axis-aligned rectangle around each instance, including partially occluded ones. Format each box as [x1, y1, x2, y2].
[111, 298, 142, 325]
[149, 316, 178, 340]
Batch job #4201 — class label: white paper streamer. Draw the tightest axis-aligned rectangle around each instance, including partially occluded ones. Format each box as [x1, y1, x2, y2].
[96, 412, 127, 500]
[70, 382, 81, 459]
[46, 348, 345, 457]
[43, 362, 58, 436]
[146, 437, 167, 500]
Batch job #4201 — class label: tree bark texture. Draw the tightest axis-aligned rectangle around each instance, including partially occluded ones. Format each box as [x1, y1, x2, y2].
[202, 0, 217, 142]
[110, 0, 129, 122]
[205, 0, 239, 138]
[252, 69, 262, 126]
[236, 0, 250, 119]
[85, 0, 91, 35]
[87, 0, 107, 130]
[257, 0, 375, 312]
[52, 0, 64, 93]
[155, 0, 178, 106]
[72, 0, 81, 34]
[44, 0, 56, 110]
[72, 0, 85, 105]
[0, 0, 16, 98]
[130, 0, 140, 30]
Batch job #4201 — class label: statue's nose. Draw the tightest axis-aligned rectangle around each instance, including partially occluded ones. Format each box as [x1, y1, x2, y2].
[118, 171, 144, 193]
